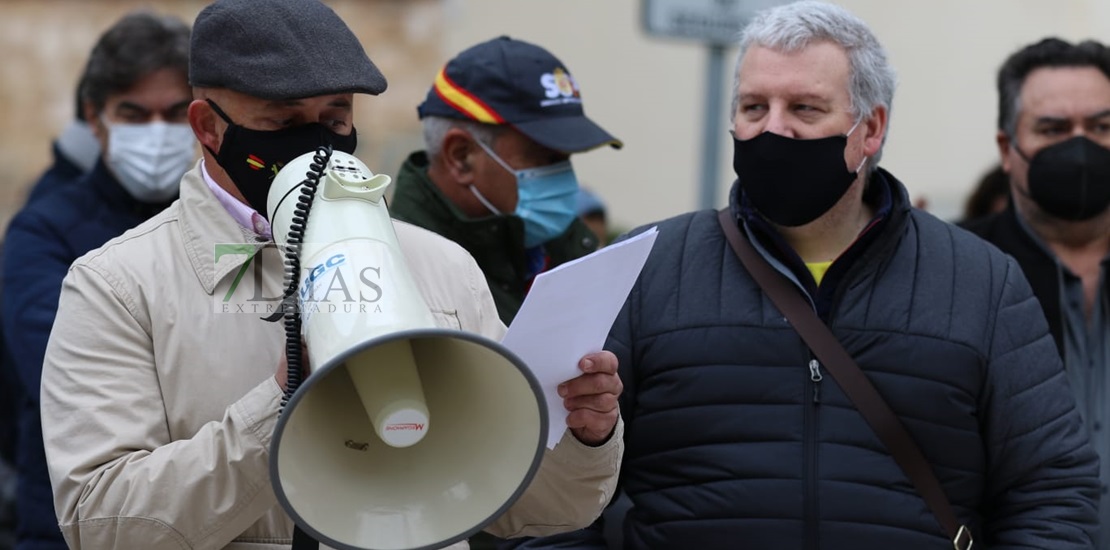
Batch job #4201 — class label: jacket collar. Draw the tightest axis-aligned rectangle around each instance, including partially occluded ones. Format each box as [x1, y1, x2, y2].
[962, 202, 1110, 354]
[87, 159, 175, 220]
[730, 169, 904, 288]
[391, 152, 528, 250]
[391, 151, 599, 269]
[177, 161, 270, 296]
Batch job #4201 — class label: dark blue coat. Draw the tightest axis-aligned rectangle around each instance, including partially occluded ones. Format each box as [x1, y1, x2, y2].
[1, 142, 87, 467]
[510, 171, 1099, 549]
[2, 160, 170, 550]
[26, 142, 86, 204]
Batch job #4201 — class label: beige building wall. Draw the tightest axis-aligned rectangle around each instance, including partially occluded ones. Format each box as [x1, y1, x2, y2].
[0, 0, 442, 232]
[3, 0, 1110, 235]
[444, 0, 1110, 228]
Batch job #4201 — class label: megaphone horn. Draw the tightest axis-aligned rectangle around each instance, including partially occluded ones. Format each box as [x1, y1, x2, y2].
[267, 148, 547, 550]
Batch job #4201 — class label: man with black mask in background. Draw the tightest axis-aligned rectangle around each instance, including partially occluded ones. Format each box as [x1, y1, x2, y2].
[963, 37, 1110, 546]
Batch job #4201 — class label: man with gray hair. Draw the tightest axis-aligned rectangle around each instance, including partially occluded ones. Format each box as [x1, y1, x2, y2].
[510, 2, 1098, 548]
[390, 36, 624, 550]
[389, 36, 622, 325]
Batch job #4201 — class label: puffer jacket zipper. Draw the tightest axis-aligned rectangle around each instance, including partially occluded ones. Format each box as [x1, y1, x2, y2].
[804, 356, 822, 550]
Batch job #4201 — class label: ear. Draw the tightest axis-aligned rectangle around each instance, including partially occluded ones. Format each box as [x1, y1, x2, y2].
[860, 105, 888, 159]
[83, 100, 107, 143]
[188, 98, 221, 155]
[439, 128, 479, 186]
[80, 99, 95, 125]
[996, 130, 1013, 174]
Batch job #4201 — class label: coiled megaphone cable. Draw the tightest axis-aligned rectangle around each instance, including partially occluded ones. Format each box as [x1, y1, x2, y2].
[273, 145, 333, 411]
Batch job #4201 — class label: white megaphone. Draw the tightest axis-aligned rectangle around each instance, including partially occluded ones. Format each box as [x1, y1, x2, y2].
[266, 148, 548, 550]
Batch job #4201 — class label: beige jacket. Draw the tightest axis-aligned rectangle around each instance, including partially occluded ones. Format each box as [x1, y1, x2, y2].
[40, 164, 622, 550]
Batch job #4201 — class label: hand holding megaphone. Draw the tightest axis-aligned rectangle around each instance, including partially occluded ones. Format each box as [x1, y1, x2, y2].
[559, 350, 622, 446]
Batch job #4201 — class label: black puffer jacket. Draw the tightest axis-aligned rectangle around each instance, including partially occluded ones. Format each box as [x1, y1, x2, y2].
[961, 203, 1110, 362]
[511, 170, 1099, 550]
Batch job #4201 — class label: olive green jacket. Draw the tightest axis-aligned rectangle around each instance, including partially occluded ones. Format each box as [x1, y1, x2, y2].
[390, 152, 598, 324]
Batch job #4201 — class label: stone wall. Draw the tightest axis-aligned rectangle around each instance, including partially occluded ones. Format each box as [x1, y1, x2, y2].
[0, 0, 444, 232]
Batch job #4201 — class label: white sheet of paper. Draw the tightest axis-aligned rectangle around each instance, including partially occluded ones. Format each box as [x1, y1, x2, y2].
[502, 227, 658, 448]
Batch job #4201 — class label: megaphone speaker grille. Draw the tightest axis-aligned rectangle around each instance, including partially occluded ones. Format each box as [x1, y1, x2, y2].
[272, 330, 547, 550]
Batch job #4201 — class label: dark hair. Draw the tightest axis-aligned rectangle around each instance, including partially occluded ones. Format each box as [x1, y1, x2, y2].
[962, 164, 1010, 223]
[997, 37, 1110, 136]
[80, 11, 191, 114]
[72, 74, 87, 121]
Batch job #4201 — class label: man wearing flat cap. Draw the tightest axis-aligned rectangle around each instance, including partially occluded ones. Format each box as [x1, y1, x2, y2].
[389, 36, 622, 324]
[38, 2, 624, 549]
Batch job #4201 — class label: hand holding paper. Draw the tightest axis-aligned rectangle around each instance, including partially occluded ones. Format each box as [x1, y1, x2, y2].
[502, 227, 658, 448]
[558, 350, 622, 446]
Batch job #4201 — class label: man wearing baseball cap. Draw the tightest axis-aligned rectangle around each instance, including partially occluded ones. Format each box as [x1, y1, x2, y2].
[38, 3, 624, 549]
[390, 36, 622, 324]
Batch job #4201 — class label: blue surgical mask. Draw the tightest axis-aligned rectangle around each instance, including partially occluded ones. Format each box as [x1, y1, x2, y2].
[471, 138, 580, 248]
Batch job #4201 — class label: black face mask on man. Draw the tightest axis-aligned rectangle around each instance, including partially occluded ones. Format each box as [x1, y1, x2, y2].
[733, 121, 867, 227]
[205, 99, 358, 219]
[1014, 136, 1110, 221]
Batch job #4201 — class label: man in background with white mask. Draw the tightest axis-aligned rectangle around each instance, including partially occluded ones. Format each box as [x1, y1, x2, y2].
[0, 55, 101, 550]
[390, 36, 623, 325]
[0, 10, 193, 550]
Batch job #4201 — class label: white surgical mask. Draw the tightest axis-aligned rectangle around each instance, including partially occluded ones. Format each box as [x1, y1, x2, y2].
[105, 119, 196, 203]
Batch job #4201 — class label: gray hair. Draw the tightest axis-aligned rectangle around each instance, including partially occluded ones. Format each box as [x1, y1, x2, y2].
[732, 0, 896, 164]
[81, 10, 191, 114]
[422, 117, 504, 161]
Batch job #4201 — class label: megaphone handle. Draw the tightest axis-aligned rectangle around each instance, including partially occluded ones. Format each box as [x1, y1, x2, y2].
[292, 525, 319, 549]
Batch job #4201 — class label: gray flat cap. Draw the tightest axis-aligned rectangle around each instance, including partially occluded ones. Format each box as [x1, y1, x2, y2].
[190, 0, 387, 99]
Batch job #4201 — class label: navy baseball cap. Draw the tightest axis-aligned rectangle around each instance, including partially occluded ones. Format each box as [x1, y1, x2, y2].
[417, 36, 622, 154]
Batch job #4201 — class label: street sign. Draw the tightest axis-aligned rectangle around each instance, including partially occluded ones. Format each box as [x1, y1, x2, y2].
[642, 0, 792, 209]
[642, 0, 785, 46]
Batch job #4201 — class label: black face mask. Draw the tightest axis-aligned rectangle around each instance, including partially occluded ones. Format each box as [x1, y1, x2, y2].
[205, 99, 358, 219]
[733, 128, 865, 227]
[1015, 136, 1110, 221]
